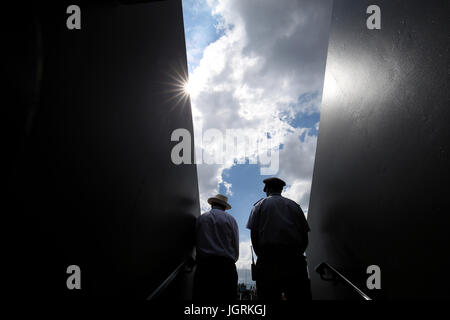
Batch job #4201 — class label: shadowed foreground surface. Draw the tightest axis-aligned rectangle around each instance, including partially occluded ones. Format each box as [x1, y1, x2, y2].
[3, 0, 200, 298]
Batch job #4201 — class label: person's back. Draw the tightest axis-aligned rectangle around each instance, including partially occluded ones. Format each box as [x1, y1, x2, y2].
[193, 194, 239, 301]
[247, 178, 311, 300]
[253, 194, 309, 252]
[196, 209, 238, 261]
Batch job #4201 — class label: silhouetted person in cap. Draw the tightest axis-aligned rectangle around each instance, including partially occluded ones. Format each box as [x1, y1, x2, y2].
[193, 194, 239, 301]
[247, 178, 311, 300]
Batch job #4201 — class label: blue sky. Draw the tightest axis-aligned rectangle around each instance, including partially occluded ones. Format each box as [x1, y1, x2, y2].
[182, 0, 224, 72]
[181, 0, 332, 269]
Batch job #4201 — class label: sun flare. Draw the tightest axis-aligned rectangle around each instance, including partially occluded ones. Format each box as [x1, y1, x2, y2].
[183, 80, 192, 95]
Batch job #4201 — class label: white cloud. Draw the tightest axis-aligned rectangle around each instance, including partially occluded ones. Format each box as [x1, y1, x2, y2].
[236, 239, 254, 269]
[278, 129, 318, 213]
[187, 0, 332, 213]
[223, 181, 233, 196]
[196, 162, 228, 212]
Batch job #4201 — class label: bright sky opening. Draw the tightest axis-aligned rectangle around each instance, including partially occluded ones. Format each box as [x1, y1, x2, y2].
[181, 0, 333, 275]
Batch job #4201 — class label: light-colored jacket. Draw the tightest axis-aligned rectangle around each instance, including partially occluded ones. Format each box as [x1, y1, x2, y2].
[196, 208, 239, 262]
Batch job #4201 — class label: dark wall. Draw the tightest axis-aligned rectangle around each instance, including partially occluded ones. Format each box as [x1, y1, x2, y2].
[3, 0, 200, 298]
[307, 0, 449, 299]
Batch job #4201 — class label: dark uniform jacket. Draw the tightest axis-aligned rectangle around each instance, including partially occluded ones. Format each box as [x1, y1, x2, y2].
[246, 193, 309, 255]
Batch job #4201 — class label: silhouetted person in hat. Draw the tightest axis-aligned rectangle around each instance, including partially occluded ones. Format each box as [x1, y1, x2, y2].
[193, 194, 239, 301]
[247, 178, 311, 300]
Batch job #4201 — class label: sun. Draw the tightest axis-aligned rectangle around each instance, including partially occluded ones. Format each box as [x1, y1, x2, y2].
[161, 63, 198, 110]
[183, 80, 192, 95]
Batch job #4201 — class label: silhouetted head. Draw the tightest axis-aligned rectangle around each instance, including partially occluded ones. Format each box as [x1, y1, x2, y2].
[211, 203, 227, 211]
[263, 177, 286, 196]
[207, 194, 231, 210]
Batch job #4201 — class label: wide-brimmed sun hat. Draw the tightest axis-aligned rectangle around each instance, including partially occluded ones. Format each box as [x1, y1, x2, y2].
[207, 194, 232, 210]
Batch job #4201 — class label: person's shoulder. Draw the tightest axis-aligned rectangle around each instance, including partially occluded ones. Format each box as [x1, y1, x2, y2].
[253, 198, 266, 207]
[226, 213, 238, 224]
[250, 198, 266, 214]
[281, 196, 303, 209]
[281, 195, 296, 204]
[198, 211, 212, 219]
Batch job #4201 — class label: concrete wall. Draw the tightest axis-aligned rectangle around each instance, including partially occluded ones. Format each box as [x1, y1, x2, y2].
[4, 1, 200, 298]
[307, 0, 449, 300]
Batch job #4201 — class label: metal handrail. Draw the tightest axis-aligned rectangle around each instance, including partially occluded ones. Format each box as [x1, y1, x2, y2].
[315, 262, 372, 300]
[146, 257, 194, 300]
